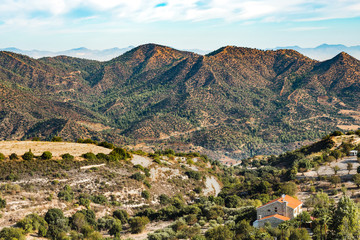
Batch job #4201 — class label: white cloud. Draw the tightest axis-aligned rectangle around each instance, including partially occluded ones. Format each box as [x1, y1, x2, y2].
[0, 0, 359, 28]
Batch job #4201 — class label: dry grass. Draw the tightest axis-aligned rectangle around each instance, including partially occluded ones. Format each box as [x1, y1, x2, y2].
[0, 141, 112, 157]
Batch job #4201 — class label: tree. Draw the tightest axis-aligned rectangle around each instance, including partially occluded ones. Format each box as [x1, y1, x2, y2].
[22, 149, 34, 161]
[129, 216, 149, 233]
[357, 165, 360, 174]
[330, 196, 360, 239]
[279, 182, 298, 196]
[353, 174, 360, 188]
[333, 165, 340, 175]
[41, 151, 52, 160]
[45, 208, 65, 225]
[109, 219, 122, 238]
[205, 225, 234, 240]
[331, 150, 343, 161]
[10, 153, 18, 160]
[330, 175, 341, 188]
[289, 228, 311, 240]
[71, 212, 86, 232]
[347, 162, 353, 174]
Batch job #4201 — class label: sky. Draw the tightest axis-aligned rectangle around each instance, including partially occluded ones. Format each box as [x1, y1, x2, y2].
[0, 0, 360, 51]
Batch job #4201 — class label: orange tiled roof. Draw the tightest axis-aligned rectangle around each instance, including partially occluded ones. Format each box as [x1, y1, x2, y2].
[258, 195, 302, 209]
[259, 214, 290, 221]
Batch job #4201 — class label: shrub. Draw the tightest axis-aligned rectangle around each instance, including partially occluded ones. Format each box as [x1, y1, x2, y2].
[16, 214, 48, 234]
[22, 149, 34, 161]
[113, 210, 129, 224]
[41, 151, 52, 160]
[82, 152, 97, 160]
[185, 170, 202, 180]
[330, 131, 343, 136]
[98, 141, 115, 149]
[51, 136, 63, 142]
[91, 195, 107, 204]
[134, 164, 145, 171]
[109, 147, 131, 161]
[0, 153, 5, 161]
[144, 180, 151, 188]
[159, 194, 170, 205]
[130, 172, 145, 181]
[96, 153, 109, 160]
[0, 197, 6, 209]
[10, 153, 18, 160]
[0, 227, 25, 240]
[109, 219, 122, 238]
[205, 225, 233, 240]
[58, 185, 74, 202]
[129, 216, 150, 234]
[142, 190, 150, 200]
[61, 153, 74, 161]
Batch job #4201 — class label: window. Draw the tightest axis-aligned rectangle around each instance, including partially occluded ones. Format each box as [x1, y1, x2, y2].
[275, 207, 277, 212]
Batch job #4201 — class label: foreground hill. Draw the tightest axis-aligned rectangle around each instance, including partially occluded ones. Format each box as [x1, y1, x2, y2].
[0, 44, 360, 160]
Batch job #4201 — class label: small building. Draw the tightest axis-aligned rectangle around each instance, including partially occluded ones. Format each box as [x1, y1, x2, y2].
[253, 194, 303, 228]
[349, 150, 358, 156]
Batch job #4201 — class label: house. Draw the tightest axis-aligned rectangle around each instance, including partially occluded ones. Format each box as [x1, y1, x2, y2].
[349, 150, 358, 156]
[253, 194, 303, 228]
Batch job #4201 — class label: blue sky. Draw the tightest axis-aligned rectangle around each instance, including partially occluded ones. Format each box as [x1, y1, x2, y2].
[0, 0, 360, 51]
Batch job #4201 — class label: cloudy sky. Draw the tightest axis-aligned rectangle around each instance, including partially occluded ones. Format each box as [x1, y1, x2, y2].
[0, 0, 359, 51]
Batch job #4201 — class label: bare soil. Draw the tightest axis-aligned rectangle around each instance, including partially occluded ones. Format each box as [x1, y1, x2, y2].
[0, 141, 112, 157]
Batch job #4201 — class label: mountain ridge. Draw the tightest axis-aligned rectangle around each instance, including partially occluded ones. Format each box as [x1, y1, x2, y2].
[0, 43, 360, 161]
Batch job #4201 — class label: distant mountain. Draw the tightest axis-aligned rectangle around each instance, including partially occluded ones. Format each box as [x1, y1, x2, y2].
[275, 44, 360, 60]
[0, 44, 360, 160]
[0, 46, 135, 61]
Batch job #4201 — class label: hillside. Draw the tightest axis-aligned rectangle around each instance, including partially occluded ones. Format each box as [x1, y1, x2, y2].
[1, 133, 360, 239]
[0, 44, 360, 161]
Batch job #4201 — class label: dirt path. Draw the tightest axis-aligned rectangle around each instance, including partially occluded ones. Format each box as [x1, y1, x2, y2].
[80, 164, 106, 170]
[0, 141, 112, 157]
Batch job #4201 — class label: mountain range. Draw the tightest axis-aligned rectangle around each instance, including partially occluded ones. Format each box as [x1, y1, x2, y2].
[0, 44, 360, 160]
[275, 44, 360, 61]
[2, 44, 360, 61]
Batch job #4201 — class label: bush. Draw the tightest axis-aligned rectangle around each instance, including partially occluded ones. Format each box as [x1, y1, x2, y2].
[0, 227, 25, 240]
[16, 214, 48, 234]
[10, 153, 18, 160]
[41, 151, 52, 160]
[205, 225, 233, 240]
[0, 153, 5, 161]
[113, 210, 129, 224]
[22, 149, 34, 161]
[61, 153, 74, 161]
[58, 185, 74, 202]
[330, 131, 343, 136]
[129, 216, 150, 234]
[98, 141, 115, 149]
[51, 136, 63, 142]
[130, 172, 145, 181]
[142, 190, 150, 200]
[82, 152, 97, 160]
[91, 195, 107, 204]
[0, 197, 6, 209]
[185, 170, 202, 180]
[159, 194, 170, 205]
